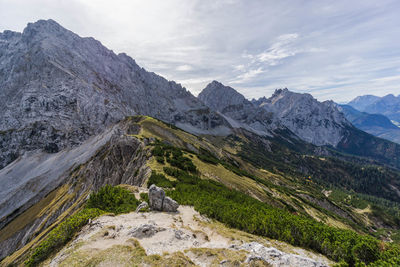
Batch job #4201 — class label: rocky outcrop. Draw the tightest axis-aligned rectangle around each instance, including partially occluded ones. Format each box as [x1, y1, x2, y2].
[240, 242, 328, 267]
[149, 185, 165, 211]
[148, 184, 179, 212]
[129, 224, 166, 238]
[45, 206, 332, 267]
[163, 197, 180, 212]
[135, 201, 149, 213]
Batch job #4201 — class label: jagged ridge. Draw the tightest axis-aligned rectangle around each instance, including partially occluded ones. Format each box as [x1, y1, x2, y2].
[0, 19, 229, 169]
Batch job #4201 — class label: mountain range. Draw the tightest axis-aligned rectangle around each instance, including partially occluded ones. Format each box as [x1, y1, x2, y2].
[2, 19, 400, 266]
[338, 104, 400, 144]
[348, 93, 400, 123]
[0, 19, 229, 170]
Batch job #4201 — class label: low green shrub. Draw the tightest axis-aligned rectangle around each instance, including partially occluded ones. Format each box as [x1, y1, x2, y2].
[140, 192, 149, 203]
[86, 184, 140, 214]
[26, 185, 142, 266]
[197, 147, 219, 165]
[147, 171, 176, 188]
[25, 208, 103, 266]
[159, 145, 400, 266]
[151, 141, 197, 173]
[156, 156, 165, 164]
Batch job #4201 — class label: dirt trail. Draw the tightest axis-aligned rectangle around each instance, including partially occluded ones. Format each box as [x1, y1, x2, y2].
[48, 206, 333, 267]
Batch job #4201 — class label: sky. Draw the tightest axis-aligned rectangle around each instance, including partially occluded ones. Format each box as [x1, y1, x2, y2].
[1, 0, 400, 102]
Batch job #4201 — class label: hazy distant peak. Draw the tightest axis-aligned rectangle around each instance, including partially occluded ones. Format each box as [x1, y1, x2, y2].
[348, 95, 380, 111]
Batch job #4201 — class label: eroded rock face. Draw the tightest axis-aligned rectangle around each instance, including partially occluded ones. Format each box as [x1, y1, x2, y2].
[0, 120, 151, 260]
[253, 89, 351, 146]
[198, 81, 280, 137]
[148, 184, 179, 212]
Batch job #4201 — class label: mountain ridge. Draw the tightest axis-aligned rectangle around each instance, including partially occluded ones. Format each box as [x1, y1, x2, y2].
[348, 93, 400, 122]
[0, 19, 230, 169]
[338, 104, 400, 144]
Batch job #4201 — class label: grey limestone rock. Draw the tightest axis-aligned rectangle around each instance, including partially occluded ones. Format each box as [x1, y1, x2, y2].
[0, 19, 230, 170]
[254, 88, 351, 146]
[199, 81, 351, 147]
[148, 184, 179, 212]
[148, 184, 165, 211]
[240, 242, 328, 267]
[162, 196, 179, 212]
[129, 224, 166, 238]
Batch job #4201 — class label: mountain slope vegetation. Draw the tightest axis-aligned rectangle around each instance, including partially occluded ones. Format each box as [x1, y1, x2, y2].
[3, 116, 400, 266]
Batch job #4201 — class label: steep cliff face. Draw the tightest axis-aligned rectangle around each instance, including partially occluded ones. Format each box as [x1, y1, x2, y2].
[0, 19, 229, 169]
[0, 118, 151, 260]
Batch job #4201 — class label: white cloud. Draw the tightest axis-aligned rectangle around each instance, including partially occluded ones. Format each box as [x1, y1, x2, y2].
[231, 67, 264, 84]
[176, 65, 193, 71]
[1, 0, 400, 102]
[233, 64, 245, 71]
[256, 34, 299, 65]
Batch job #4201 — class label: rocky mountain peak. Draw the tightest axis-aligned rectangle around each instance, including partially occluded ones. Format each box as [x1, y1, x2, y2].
[198, 81, 246, 112]
[255, 90, 350, 146]
[23, 19, 66, 35]
[0, 19, 230, 169]
[349, 93, 400, 122]
[0, 30, 21, 40]
[347, 95, 380, 111]
[20, 19, 83, 47]
[381, 93, 398, 103]
[199, 81, 280, 136]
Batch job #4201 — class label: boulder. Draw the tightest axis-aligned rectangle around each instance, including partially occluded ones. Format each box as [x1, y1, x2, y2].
[240, 242, 328, 267]
[148, 184, 179, 212]
[163, 196, 179, 212]
[129, 224, 165, 238]
[149, 184, 165, 211]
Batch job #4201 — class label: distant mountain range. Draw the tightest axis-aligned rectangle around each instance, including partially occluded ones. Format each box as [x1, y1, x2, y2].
[338, 104, 400, 144]
[348, 93, 400, 123]
[340, 94, 400, 144]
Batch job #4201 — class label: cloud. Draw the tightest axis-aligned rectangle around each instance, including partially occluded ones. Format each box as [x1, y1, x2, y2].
[1, 0, 400, 102]
[176, 65, 193, 71]
[256, 33, 299, 65]
[231, 67, 264, 84]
